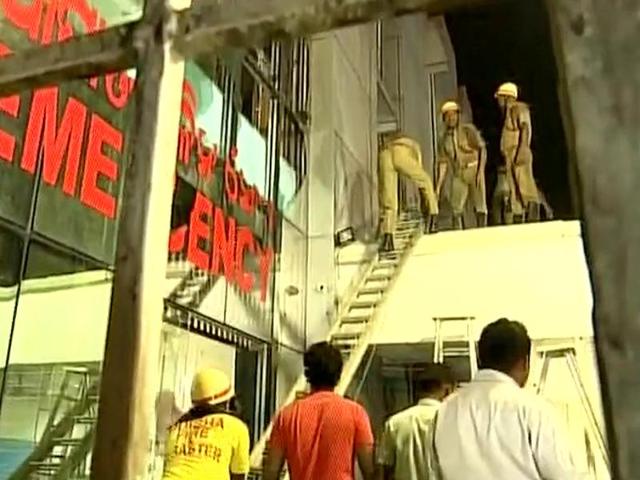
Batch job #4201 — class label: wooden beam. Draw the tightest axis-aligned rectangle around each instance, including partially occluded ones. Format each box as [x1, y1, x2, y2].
[175, 0, 484, 55]
[0, 24, 137, 97]
[546, 0, 640, 478]
[90, 2, 186, 479]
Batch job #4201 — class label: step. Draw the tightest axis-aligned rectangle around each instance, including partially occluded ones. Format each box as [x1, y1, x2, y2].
[74, 415, 97, 425]
[357, 286, 386, 295]
[332, 331, 361, 341]
[443, 348, 471, 356]
[54, 438, 84, 447]
[349, 300, 378, 310]
[366, 273, 392, 282]
[372, 263, 395, 271]
[341, 315, 370, 325]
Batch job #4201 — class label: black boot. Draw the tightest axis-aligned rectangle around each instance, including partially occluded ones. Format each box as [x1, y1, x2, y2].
[476, 212, 488, 228]
[513, 214, 525, 224]
[380, 233, 395, 253]
[453, 215, 464, 230]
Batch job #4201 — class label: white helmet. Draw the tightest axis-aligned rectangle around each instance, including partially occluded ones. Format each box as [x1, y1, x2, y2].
[441, 101, 461, 115]
[495, 82, 519, 99]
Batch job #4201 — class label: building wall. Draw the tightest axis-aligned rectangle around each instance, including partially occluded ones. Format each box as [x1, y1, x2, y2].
[372, 221, 593, 343]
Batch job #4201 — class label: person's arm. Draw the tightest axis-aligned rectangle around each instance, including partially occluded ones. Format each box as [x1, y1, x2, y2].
[514, 105, 532, 163]
[230, 421, 251, 480]
[528, 398, 588, 480]
[354, 405, 376, 480]
[263, 446, 286, 480]
[375, 421, 395, 480]
[263, 415, 286, 480]
[467, 125, 487, 187]
[436, 141, 448, 198]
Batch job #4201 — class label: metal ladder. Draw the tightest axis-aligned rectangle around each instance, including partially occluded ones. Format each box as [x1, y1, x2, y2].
[432, 316, 478, 381]
[250, 211, 424, 475]
[9, 367, 99, 480]
[531, 343, 610, 476]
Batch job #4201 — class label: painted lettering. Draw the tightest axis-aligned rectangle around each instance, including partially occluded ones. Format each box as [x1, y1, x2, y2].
[235, 226, 255, 293]
[211, 206, 237, 281]
[224, 147, 239, 202]
[21, 87, 88, 196]
[187, 192, 213, 272]
[79, 114, 122, 218]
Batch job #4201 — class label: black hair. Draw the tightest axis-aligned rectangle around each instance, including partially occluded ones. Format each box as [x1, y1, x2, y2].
[303, 342, 343, 389]
[415, 363, 455, 395]
[478, 318, 531, 373]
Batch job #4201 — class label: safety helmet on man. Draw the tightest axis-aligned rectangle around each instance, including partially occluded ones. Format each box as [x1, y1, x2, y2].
[495, 82, 519, 99]
[191, 367, 235, 405]
[441, 101, 461, 115]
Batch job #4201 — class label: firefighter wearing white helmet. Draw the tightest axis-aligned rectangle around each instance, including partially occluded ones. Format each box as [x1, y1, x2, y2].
[378, 131, 439, 252]
[495, 82, 540, 221]
[436, 100, 488, 229]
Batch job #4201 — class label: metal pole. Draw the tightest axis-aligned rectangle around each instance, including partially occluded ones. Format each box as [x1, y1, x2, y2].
[90, 0, 190, 478]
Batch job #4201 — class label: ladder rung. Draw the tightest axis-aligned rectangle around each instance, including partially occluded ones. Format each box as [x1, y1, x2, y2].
[358, 286, 385, 295]
[350, 300, 378, 309]
[341, 315, 370, 325]
[332, 332, 360, 341]
[367, 273, 392, 282]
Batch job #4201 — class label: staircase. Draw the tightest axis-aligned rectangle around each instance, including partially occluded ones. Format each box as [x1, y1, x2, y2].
[8, 367, 100, 480]
[249, 211, 424, 475]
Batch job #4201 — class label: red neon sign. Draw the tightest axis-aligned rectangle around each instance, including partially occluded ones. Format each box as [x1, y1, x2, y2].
[0, 0, 275, 302]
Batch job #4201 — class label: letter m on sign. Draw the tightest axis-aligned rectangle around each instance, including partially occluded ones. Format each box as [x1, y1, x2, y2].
[20, 87, 88, 196]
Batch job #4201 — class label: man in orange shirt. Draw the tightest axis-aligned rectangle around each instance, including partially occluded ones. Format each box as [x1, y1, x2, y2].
[263, 342, 375, 480]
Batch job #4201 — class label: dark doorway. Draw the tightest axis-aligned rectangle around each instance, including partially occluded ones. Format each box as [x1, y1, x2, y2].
[446, 0, 574, 220]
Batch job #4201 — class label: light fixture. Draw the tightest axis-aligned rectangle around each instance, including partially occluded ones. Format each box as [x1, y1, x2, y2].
[335, 226, 356, 247]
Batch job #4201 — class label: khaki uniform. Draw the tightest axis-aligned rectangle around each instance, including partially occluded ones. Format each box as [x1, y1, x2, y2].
[437, 124, 487, 215]
[379, 136, 439, 234]
[501, 102, 539, 215]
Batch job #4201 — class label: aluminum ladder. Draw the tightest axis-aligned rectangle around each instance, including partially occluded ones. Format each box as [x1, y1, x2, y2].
[532, 343, 610, 477]
[432, 316, 478, 381]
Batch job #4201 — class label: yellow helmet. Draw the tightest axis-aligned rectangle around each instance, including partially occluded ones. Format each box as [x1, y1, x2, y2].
[495, 82, 519, 99]
[191, 367, 235, 405]
[441, 101, 460, 115]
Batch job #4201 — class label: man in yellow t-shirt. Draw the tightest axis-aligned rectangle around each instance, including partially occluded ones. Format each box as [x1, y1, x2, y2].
[163, 367, 250, 480]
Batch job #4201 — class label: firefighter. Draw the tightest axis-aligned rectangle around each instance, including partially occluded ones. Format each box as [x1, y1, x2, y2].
[495, 82, 540, 222]
[379, 132, 439, 253]
[435, 101, 488, 229]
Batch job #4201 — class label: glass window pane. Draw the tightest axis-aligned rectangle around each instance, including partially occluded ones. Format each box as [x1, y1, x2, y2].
[0, 223, 23, 396]
[0, 69, 137, 263]
[0, 240, 112, 479]
[0, 0, 142, 56]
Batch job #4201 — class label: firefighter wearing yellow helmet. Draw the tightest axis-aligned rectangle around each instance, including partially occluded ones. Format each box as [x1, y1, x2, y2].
[495, 82, 540, 221]
[436, 101, 488, 229]
[378, 131, 439, 252]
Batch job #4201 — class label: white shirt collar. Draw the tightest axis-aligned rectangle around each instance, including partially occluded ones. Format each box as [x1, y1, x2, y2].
[417, 398, 442, 408]
[473, 369, 520, 387]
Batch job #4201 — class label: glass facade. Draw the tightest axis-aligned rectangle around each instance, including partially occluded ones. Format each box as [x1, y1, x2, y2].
[0, 1, 312, 476]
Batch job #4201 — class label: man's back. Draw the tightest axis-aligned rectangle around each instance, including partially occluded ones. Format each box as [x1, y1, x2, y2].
[377, 399, 440, 480]
[435, 370, 583, 480]
[270, 391, 373, 480]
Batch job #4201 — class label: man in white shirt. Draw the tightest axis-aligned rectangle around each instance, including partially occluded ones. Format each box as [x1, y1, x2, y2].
[376, 363, 455, 480]
[435, 318, 585, 480]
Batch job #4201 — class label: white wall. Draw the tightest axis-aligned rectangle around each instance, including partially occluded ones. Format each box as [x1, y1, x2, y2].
[0, 271, 112, 366]
[306, 24, 379, 344]
[373, 221, 594, 342]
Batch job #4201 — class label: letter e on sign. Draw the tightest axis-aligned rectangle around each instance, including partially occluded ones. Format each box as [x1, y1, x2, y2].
[80, 114, 122, 218]
[187, 192, 213, 271]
